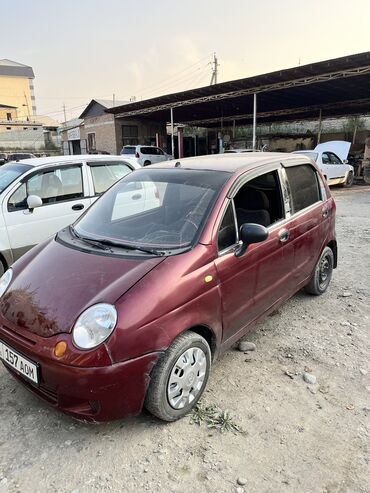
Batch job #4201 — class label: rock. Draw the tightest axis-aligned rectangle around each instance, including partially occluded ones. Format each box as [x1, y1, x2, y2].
[359, 368, 368, 376]
[236, 488, 245, 493]
[340, 291, 352, 298]
[303, 372, 317, 385]
[237, 478, 247, 486]
[64, 440, 72, 446]
[238, 341, 256, 352]
[340, 321, 351, 327]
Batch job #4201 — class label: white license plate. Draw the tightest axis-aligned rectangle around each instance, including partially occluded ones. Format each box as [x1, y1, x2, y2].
[0, 340, 39, 384]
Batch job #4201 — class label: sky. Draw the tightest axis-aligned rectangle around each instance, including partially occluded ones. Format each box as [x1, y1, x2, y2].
[1, 0, 370, 122]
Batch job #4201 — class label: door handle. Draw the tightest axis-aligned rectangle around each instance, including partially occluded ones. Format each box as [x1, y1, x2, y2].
[322, 208, 329, 218]
[279, 229, 290, 243]
[72, 204, 84, 211]
[132, 194, 142, 200]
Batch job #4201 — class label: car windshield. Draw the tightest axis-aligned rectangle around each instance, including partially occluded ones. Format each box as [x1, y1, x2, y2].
[121, 147, 136, 155]
[296, 151, 318, 162]
[73, 168, 230, 252]
[0, 163, 31, 193]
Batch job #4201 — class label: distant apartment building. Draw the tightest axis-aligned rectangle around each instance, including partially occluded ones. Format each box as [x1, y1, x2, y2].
[0, 59, 36, 120]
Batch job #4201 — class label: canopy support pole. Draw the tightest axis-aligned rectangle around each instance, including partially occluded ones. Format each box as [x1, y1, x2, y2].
[170, 107, 175, 158]
[252, 93, 257, 150]
[317, 108, 322, 144]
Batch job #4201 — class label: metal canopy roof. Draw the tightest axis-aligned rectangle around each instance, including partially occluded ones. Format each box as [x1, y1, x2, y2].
[108, 52, 370, 127]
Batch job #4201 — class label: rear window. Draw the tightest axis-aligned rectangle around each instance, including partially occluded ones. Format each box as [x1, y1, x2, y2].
[121, 147, 136, 155]
[88, 162, 132, 194]
[285, 164, 320, 213]
[294, 151, 318, 162]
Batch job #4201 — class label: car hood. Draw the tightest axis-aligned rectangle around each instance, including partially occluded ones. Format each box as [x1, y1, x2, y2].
[314, 141, 351, 161]
[0, 238, 165, 338]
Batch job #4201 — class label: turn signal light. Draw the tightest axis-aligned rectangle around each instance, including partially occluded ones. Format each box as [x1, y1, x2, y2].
[54, 341, 67, 358]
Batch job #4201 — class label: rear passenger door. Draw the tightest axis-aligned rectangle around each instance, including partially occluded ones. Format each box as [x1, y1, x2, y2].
[282, 162, 326, 284]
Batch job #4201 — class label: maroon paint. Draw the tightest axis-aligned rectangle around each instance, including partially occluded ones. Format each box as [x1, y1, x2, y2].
[0, 157, 336, 422]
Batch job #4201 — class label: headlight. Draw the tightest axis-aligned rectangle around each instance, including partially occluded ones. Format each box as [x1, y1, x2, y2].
[0, 269, 12, 298]
[72, 303, 117, 350]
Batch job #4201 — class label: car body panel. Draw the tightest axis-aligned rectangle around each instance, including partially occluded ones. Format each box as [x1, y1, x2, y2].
[0, 153, 337, 421]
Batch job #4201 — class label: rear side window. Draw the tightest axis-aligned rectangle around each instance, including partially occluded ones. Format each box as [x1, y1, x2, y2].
[141, 147, 156, 155]
[89, 162, 132, 195]
[218, 201, 237, 251]
[285, 164, 320, 213]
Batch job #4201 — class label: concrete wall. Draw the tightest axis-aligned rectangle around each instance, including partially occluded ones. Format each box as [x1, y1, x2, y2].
[0, 123, 44, 150]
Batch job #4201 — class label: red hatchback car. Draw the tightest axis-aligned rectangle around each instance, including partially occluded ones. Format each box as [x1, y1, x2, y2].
[0, 153, 336, 422]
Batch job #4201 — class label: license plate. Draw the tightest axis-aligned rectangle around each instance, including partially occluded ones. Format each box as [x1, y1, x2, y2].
[0, 340, 39, 384]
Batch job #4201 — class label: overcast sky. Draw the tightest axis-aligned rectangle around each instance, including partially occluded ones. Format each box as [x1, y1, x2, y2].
[2, 0, 370, 121]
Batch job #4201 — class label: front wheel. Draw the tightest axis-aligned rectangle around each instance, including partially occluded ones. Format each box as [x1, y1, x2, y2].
[145, 331, 211, 421]
[305, 246, 334, 295]
[341, 171, 354, 188]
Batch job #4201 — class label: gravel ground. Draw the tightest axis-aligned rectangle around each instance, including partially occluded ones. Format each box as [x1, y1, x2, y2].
[0, 185, 369, 493]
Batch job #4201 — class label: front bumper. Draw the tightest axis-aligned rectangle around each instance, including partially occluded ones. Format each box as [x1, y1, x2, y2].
[0, 327, 160, 422]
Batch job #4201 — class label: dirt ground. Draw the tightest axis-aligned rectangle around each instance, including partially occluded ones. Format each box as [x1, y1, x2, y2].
[0, 185, 369, 493]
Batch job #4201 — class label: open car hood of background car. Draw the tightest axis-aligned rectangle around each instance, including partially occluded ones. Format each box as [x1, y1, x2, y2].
[314, 141, 351, 162]
[0, 238, 165, 338]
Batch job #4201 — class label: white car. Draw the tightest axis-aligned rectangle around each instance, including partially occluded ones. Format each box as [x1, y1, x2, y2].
[120, 145, 169, 166]
[294, 141, 354, 187]
[0, 155, 142, 275]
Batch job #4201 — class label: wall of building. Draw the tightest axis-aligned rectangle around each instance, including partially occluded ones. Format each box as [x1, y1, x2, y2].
[0, 76, 35, 119]
[0, 107, 17, 120]
[84, 114, 117, 154]
[115, 118, 168, 153]
[0, 123, 44, 150]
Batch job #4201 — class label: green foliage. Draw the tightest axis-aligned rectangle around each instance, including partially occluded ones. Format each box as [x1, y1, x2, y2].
[190, 402, 246, 434]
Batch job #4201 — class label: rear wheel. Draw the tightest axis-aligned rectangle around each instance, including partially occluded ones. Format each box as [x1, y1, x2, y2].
[340, 171, 354, 188]
[305, 246, 334, 295]
[143, 160, 151, 166]
[145, 331, 211, 421]
[0, 259, 5, 277]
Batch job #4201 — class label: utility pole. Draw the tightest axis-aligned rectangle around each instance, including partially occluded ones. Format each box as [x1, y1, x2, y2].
[210, 52, 219, 85]
[113, 93, 116, 107]
[63, 103, 67, 123]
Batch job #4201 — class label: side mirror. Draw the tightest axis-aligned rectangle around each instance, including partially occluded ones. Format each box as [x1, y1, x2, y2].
[235, 223, 269, 257]
[27, 195, 43, 211]
[342, 159, 348, 164]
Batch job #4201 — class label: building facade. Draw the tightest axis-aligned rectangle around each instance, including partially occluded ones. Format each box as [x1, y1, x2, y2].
[0, 59, 36, 120]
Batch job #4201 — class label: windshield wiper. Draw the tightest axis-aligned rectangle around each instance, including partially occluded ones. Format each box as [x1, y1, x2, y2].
[97, 239, 165, 256]
[70, 226, 113, 252]
[70, 226, 163, 256]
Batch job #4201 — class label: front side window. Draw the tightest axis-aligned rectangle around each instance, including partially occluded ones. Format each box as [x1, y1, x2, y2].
[73, 168, 230, 253]
[8, 165, 83, 211]
[328, 152, 342, 164]
[285, 164, 320, 213]
[233, 170, 284, 229]
[89, 162, 132, 195]
[322, 153, 330, 165]
[218, 201, 237, 251]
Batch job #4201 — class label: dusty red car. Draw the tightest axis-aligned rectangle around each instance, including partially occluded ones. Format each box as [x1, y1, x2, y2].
[0, 153, 336, 422]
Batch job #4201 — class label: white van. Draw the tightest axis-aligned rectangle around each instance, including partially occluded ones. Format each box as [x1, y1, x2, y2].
[0, 155, 142, 275]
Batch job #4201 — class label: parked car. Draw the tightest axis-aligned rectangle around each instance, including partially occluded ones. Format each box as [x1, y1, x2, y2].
[120, 145, 169, 166]
[0, 153, 7, 165]
[0, 152, 337, 422]
[7, 152, 36, 161]
[293, 141, 354, 187]
[0, 155, 141, 275]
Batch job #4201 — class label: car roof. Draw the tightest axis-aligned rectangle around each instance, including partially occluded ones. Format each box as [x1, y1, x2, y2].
[10, 154, 137, 168]
[149, 152, 311, 173]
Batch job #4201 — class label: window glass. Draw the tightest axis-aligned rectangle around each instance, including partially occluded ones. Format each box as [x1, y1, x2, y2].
[0, 163, 31, 193]
[322, 153, 330, 164]
[317, 174, 327, 201]
[8, 183, 27, 211]
[285, 165, 320, 213]
[218, 201, 237, 251]
[234, 171, 284, 228]
[11, 165, 84, 208]
[140, 147, 154, 155]
[329, 153, 342, 164]
[74, 168, 229, 251]
[121, 146, 136, 155]
[89, 162, 132, 195]
[122, 125, 138, 138]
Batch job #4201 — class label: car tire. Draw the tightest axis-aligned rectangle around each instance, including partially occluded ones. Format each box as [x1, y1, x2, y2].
[305, 246, 334, 295]
[0, 260, 4, 277]
[340, 171, 354, 188]
[145, 331, 211, 422]
[143, 160, 151, 166]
